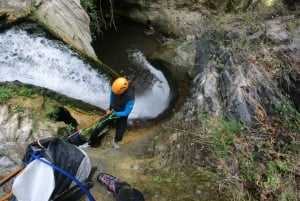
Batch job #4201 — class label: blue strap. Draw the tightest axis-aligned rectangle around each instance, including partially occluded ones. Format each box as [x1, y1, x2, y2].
[29, 151, 42, 163]
[30, 152, 95, 201]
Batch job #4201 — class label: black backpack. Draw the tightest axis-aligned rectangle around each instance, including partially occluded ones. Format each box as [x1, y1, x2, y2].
[13, 137, 97, 201]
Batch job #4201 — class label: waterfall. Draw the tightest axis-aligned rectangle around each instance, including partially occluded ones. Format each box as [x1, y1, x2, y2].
[0, 23, 171, 119]
[127, 49, 170, 119]
[0, 24, 111, 108]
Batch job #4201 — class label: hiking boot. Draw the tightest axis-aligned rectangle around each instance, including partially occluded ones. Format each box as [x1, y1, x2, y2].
[79, 142, 90, 148]
[97, 173, 119, 194]
[97, 173, 130, 196]
[113, 141, 120, 149]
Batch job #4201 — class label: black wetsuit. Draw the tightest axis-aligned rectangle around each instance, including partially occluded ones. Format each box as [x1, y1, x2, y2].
[87, 85, 135, 147]
[110, 85, 135, 143]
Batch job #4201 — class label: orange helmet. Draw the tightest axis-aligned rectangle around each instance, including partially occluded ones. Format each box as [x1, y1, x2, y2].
[112, 77, 129, 94]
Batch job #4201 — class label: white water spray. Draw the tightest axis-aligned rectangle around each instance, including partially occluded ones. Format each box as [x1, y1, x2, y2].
[127, 50, 170, 119]
[0, 26, 111, 108]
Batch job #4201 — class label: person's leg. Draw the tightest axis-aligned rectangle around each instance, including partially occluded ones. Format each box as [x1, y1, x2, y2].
[114, 117, 128, 143]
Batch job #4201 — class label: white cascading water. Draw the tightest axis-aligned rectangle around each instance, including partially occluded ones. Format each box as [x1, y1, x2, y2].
[127, 50, 170, 119]
[0, 26, 111, 108]
[0, 24, 170, 119]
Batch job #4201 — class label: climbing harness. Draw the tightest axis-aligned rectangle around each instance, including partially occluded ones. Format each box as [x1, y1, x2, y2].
[87, 113, 120, 147]
[67, 113, 109, 140]
[95, 113, 119, 129]
[67, 113, 119, 140]
[67, 112, 118, 140]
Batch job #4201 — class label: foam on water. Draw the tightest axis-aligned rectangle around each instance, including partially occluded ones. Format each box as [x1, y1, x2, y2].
[127, 50, 170, 119]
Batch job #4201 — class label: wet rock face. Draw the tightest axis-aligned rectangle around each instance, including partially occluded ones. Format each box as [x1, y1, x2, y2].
[0, 0, 96, 59]
[180, 14, 300, 125]
[0, 105, 62, 166]
[266, 15, 300, 111]
[114, 0, 213, 37]
[0, 105, 34, 165]
[292, 75, 300, 110]
[282, 72, 300, 111]
[0, 0, 31, 21]
[219, 57, 283, 124]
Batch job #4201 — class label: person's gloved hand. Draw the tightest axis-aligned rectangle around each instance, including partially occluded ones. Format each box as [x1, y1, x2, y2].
[106, 109, 119, 118]
[105, 109, 113, 115]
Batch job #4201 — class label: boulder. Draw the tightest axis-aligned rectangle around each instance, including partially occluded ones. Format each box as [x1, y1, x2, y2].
[0, 0, 97, 59]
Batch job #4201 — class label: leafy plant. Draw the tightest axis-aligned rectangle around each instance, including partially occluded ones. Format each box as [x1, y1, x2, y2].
[152, 175, 161, 182]
[265, 162, 280, 188]
[197, 108, 210, 124]
[16, 105, 26, 113]
[66, 123, 76, 134]
[18, 87, 33, 97]
[255, 142, 270, 157]
[275, 159, 292, 173]
[80, 0, 101, 39]
[287, 20, 296, 32]
[152, 175, 172, 183]
[0, 87, 12, 103]
[213, 118, 245, 156]
[32, 121, 39, 132]
[239, 154, 260, 182]
[212, 58, 225, 70]
[274, 101, 300, 132]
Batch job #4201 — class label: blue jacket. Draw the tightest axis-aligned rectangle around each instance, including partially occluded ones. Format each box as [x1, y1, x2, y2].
[109, 85, 135, 117]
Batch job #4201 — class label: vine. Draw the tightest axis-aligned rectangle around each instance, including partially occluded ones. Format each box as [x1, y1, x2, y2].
[80, 0, 117, 40]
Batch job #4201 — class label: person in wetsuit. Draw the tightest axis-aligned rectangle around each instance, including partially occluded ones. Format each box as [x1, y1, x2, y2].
[87, 77, 135, 148]
[106, 77, 135, 149]
[144, 15, 154, 32]
[146, 16, 152, 30]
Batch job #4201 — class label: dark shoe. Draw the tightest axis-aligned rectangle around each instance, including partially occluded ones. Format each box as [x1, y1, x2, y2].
[97, 173, 119, 194]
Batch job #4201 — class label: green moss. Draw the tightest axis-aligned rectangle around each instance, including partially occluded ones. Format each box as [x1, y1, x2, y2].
[147, 168, 230, 201]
